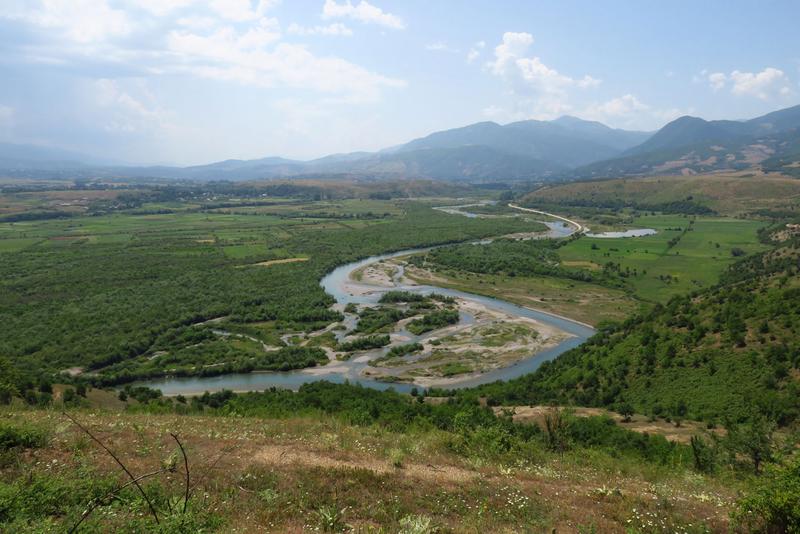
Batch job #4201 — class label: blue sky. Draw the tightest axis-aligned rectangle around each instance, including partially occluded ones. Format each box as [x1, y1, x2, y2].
[0, 0, 798, 165]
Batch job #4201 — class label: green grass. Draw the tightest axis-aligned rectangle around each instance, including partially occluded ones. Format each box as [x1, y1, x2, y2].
[558, 214, 768, 302]
[0, 238, 41, 253]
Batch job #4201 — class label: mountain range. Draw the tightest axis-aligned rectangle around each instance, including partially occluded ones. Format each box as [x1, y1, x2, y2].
[2, 105, 800, 182]
[575, 104, 800, 178]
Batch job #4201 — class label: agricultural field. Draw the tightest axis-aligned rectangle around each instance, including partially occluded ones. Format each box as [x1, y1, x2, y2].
[558, 214, 769, 302]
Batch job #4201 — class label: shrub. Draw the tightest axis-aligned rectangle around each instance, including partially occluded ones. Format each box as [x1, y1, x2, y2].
[0, 422, 48, 450]
[733, 457, 800, 533]
[690, 435, 717, 473]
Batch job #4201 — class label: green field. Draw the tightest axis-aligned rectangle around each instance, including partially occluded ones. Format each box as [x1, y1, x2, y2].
[558, 214, 768, 302]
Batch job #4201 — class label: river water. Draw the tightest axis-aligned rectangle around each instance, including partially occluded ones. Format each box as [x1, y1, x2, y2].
[586, 229, 657, 238]
[138, 219, 596, 395]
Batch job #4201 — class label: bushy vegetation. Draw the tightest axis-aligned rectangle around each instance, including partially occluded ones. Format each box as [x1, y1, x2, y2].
[0, 196, 542, 392]
[469, 239, 800, 426]
[378, 290, 429, 304]
[387, 342, 424, 358]
[407, 309, 460, 335]
[733, 457, 800, 533]
[354, 306, 410, 334]
[410, 238, 626, 287]
[0, 421, 48, 450]
[336, 335, 391, 353]
[126, 381, 691, 467]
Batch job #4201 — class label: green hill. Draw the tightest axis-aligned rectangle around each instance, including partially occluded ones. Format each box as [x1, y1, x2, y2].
[571, 105, 800, 178]
[473, 234, 800, 425]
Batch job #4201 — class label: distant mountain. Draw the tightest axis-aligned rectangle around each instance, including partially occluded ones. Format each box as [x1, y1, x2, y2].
[397, 118, 650, 168]
[325, 145, 565, 180]
[574, 104, 800, 178]
[7, 106, 800, 183]
[1, 116, 648, 182]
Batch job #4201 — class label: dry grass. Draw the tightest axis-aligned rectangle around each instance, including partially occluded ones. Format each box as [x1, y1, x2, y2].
[496, 405, 725, 444]
[2, 408, 740, 532]
[524, 173, 800, 216]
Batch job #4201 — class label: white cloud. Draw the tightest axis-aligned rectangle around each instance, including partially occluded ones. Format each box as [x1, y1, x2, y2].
[488, 32, 600, 93]
[426, 42, 458, 53]
[0, 1, 403, 105]
[487, 32, 533, 76]
[322, 0, 404, 30]
[466, 41, 485, 63]
[93, 79, 170, 133]
[209, 0, 272, 22]
[287, 22, 353, 37]
[176, 16, 218, 29]
[485, 32, 600, 119]
[582, 94, 688, 129]
[584, 94, 648, 118]
[708, 72, 727, 91]
[132, 0, 196, 17]
[730, 67, 791, 100]
[0, 0, 132, 43]
[704, 67, 792, 100]
[166, 23, 404, 101]
[131, 0, 279, 19]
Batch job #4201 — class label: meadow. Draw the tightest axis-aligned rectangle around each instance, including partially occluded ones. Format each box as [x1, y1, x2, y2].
[558, 214, 768, 302]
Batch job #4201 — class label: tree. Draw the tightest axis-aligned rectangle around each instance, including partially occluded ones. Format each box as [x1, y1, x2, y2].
[0, 357, 20, 399]
[0, 383, 15, 405]
[726, 415, 776, 475]
[38, 379, 53, 394]
[617, 402, 634, 423]
[689, 435, 716, 473]
[543, 406, 570, 453]
[63, 388, 77, 405]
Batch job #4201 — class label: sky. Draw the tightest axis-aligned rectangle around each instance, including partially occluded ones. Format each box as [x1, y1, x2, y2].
[0, 0, 799, 165]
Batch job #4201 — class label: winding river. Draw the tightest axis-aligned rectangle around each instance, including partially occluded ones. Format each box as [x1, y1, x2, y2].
[139, 212, 597, 395]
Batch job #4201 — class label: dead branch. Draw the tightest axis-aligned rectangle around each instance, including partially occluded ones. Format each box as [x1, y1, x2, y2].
[170, 432, 191, 513]
[69, 468, 167, 534]
[62, 412, 161, 525]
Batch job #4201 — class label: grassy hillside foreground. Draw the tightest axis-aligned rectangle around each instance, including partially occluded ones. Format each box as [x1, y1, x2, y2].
[1, 407, 746, 533]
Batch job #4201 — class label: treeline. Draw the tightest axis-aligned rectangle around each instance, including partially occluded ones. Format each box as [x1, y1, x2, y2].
[129, 381, 691, 467]
[407, 309, 460, 335]
[92, 345, 329, 387]
[524, 198, 716, 215]
[409, 238, 626, 287]
[0, 210, 75, 223]
[337, 335, 391, 353]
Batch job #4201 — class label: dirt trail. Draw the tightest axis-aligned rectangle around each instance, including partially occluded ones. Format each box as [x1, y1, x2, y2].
[254, 444, 479, 484]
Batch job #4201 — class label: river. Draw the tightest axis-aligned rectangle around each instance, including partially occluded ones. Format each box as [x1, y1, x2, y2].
[138, 214, 596, 395]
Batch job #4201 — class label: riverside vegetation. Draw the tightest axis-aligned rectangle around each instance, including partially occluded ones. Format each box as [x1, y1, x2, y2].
[1, 177, 799, 532]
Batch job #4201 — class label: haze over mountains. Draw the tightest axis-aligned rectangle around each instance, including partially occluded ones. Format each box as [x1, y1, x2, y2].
[3, 104, 800, 182]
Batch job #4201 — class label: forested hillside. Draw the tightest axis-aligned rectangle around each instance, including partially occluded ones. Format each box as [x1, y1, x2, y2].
[473, 233, 800, 425]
